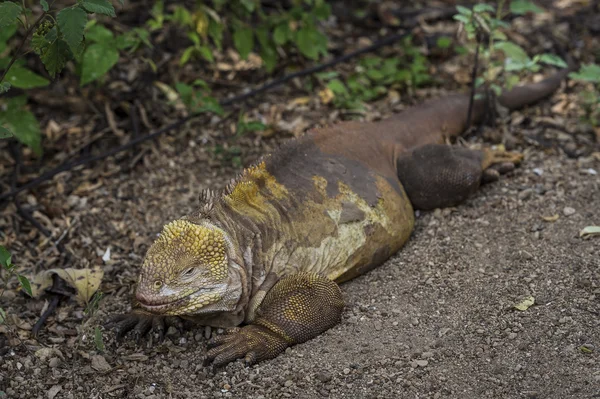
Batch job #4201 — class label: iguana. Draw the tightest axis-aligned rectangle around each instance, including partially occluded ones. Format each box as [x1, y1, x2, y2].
[109, 68, 568, 367]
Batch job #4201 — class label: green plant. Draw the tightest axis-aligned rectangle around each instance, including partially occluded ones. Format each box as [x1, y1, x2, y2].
[0, 245, 32, 325]
[0, 0, 156, 154]
[569, 63, 600, 126]
[453, 1, 566, 97]
[167, 0, 330, 72]
[174, 79, 224, 115]
[317, 37, 431, 110]
[235, 111, 266, 137]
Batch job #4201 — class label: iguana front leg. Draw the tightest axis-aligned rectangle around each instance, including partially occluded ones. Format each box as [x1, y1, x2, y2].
[205, 272, 345, 367]
[106, 302, 186, 342]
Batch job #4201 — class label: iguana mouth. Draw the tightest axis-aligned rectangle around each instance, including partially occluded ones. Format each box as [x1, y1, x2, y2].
[136, 291, 194, 313]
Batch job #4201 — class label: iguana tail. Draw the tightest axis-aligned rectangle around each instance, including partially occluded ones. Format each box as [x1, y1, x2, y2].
[378, 67, 570, 151]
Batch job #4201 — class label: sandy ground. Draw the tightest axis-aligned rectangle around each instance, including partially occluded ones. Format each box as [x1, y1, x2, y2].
[1, 127, 599, 398]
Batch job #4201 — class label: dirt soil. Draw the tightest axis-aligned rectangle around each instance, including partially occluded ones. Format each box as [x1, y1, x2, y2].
[1, 1, 600, 399]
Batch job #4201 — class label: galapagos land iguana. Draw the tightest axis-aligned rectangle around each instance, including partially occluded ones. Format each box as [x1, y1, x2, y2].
[109, 68, 568, 367]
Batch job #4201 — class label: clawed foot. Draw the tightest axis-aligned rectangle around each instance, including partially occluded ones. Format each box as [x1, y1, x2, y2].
[482, 149, 523, 183]
[105, 311, 188, 343]
[204, 325, 289, 367]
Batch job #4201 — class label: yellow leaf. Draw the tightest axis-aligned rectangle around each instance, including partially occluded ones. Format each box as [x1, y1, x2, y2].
[30, 267, 104, 306]
[318, 87, 334, 104]
[514, 296, 535, 311]
[541, 214, 559, 222]
[287, 96, 310, 108]
[580, 226, 600, 238]
[194, 10, 209, 38]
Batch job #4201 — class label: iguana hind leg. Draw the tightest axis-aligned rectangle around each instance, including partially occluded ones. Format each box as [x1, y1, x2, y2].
[396, 144, 521, 210]
[205, 272, 344, 367]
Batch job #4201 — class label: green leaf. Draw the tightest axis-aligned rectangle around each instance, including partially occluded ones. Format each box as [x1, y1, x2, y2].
[40, 38, 71, 78]
[40, 0, 49, 12]
[197, 45, 214, 62]
[239, 0, 255, 12]
[510, 0, 544, 15]
[0, 96, 42, 155]
[179, 46, 195, 66]
[81, 0, 116, 17]
[496, 41, 529, 63]
[473, 4, 495, 13]
[453, 14, 470, 24]
[0, 126, 13, 139]
[5, 65, 50, 89]
[327, 79, 348, 95]
[296, 27, 321, 60]
[85, 23, 114, 43]
[57, 6, 88, 53]
[456, 5, 472, 15]
[0, 246, 12, 269]
[233, 26, 254, 59]
[568, 64, 600, 83]
[0, 82, 10, 94]
[536, 54, 567, 68]
[0, 23, 17, 53]
[273, 23, 291, 46]
[313, 0, 331, 20]
[436, 36, 452, 49]
[80, 43, 119, 85]
[0, 2, 22, 28]
[366, 69, 384, 81]
[18, 275, 32, 297]
[94, 326, 105, 352]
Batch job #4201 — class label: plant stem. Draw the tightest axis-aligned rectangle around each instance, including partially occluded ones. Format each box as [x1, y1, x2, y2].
[0, 11, 47, 85]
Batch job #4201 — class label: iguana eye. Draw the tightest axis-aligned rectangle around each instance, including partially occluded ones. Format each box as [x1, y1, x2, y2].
[182, 268, 195, 277]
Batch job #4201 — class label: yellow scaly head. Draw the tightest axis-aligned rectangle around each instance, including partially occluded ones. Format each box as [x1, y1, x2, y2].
[135, 219, 241, 316]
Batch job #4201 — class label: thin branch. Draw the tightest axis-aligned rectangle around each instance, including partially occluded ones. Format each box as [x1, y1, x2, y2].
[466, 32, 482, 129]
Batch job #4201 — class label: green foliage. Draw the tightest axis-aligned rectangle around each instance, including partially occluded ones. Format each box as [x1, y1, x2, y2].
[80, 0, 116, 17]
[175, 79, 224, 115]
[569, 64, 600, 126]
[171, 0, 330, 72]
[0, 245, 32, 298]
[79, 23, 120, 85]
[94, 326, 105, 352]
[569, 63, 600, 83]
[0, 2, 22, 28]
[318, 37, 430, 110]
[453, 1, 566, 94]
[0, 96, 42, 155]
[236, 113, 266, 137]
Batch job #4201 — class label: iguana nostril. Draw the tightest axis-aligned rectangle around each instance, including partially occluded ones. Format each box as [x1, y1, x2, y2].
[154, 280, 162, 289]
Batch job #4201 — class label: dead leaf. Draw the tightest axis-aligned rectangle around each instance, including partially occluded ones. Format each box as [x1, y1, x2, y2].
[154, 81, 179, 102]
[580, 226, 600, 238]
[541, 214, 560, 222]
[35, 347, 65, 362]
[318, 88, 335, 104]
[91, 355, 112, 372]
[287, 96, 311, 109]
[30, 267, 104, 305]
[514, 296, 535, 311]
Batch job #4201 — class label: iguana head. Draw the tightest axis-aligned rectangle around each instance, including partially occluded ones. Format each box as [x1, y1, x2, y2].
[135, 219, 244, 316]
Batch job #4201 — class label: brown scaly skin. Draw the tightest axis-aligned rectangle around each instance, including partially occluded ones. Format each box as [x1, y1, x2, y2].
[108, 68, 568, 367]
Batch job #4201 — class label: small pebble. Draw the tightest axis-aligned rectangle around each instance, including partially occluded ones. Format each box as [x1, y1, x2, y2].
[563, 207, 576, 216]
[48, 358, 60, 368]
[343, 368, 350, 375]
